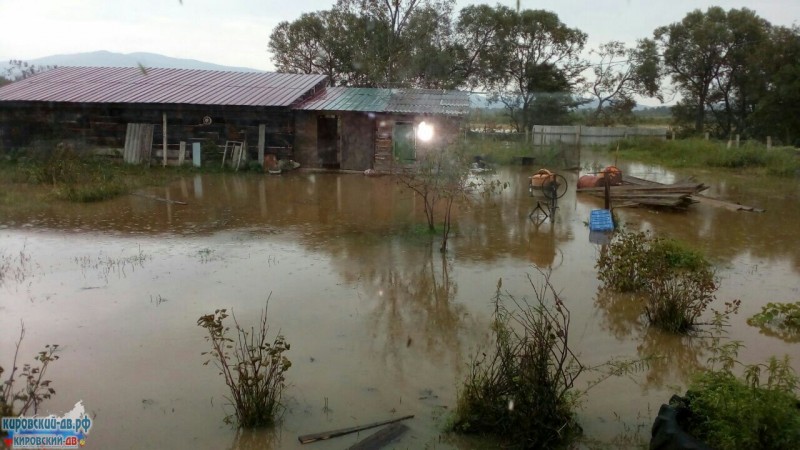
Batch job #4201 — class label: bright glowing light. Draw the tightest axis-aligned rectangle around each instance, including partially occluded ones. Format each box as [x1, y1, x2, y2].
[416, 121, 434, 142]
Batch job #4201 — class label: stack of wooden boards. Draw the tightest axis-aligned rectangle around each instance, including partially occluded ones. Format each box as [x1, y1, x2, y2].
[577, 175, 708, 209]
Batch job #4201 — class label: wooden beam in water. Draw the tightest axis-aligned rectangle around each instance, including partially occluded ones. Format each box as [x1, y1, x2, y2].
[298, 415, 414, 445]
[347, 423, 409, 450]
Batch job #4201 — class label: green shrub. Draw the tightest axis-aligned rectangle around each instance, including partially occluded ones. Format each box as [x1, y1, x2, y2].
[197, 302, 291, 428]
[597, 231, 717, 332]
[683, 352, 800, 450]
[451, 275, 583, 448]
[26, 143, 84, 185]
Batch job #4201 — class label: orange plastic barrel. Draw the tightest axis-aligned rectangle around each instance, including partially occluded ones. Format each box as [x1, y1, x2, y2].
[599, 166, 622, 186]
[577, 175, 598, 189]
[529, 169, 553, 188]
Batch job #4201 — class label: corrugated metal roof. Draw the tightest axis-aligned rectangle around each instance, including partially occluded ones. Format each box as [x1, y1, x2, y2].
[297, 87, 470, 116]
[0, 67, 328, 107]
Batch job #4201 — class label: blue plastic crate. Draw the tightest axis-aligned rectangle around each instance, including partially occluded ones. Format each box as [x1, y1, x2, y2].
[589, 209, 614, 232]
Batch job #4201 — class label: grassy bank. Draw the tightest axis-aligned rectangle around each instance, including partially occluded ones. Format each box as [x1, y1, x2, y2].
[0, 145, 257, 204]
[611, 138, 800, 177]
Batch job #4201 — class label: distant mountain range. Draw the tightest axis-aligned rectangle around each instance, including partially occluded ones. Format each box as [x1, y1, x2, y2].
[1, 50, 262, 73]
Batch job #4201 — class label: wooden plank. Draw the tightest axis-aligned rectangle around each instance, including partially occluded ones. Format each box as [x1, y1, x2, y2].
[694, 194, 765, 212]
[348, 423, 409, 450]
[130, 192, 188, 205]
[178, 141, 186, 165]
[162, 112, 168, 167]
[233, 144, 242, 171]
[622, 175, 764, 212]
[258, 124, 266, 165]
[135, 123, 143, 163]
[298, 415, 414, 445]
[123, 123, 134, 163]
[621, 175, 663, 186]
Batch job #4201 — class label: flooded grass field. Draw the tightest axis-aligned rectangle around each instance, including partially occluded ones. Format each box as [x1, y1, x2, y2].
[1, 155, 799, 449]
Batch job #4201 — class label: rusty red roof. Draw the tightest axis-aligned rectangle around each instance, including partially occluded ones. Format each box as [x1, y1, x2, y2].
[296, 87, 470, 116]
[0, 67, 328, 107]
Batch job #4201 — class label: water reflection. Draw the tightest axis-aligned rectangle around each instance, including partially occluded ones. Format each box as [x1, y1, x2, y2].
[595, 290, 707, 389]
[336, 240, 478, 375]
[637, 328, 707, 390]
[595, 290, 645, 340]
[227, 428, 280, 450]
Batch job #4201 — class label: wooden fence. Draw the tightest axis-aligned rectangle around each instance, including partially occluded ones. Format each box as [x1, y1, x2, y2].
[530, 125, 667, 146]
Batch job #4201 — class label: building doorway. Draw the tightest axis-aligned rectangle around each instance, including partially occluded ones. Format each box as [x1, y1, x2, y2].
[392, 122, 415, 162]
[317, 115, 339, 169]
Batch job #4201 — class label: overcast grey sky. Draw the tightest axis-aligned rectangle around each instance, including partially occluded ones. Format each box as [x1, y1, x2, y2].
[1, 0, 797, 72]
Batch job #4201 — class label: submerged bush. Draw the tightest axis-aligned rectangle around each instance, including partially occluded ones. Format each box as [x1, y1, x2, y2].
[597, 231, 717, 332]
[747, 301, 800, 342]
[197, 302, 291, 428]
[451, 275, 584, 448]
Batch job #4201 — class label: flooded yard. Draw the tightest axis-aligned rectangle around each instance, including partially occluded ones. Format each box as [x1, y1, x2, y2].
[1, 156, 799, 449]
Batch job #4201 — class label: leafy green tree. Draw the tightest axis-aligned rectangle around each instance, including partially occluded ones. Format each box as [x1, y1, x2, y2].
[708, 8, 770, 137]
[450, 4, 511, 91]
[655, 7, 731, 134]
[454, 5, 587, 131]
[655, 7, 772, 137]
[3, 60, 54, 83]
[396, 4, 461, 88]
[269, 1, 455, 88]
[748, 26, 800, 144]
[583, 40, 662, 125]
[268, 12, 336, 80]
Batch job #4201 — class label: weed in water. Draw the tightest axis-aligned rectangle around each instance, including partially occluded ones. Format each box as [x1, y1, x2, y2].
[197, 248, 214, 263]
[451, 273, 584, 448]
[747, 301, 800, 342]
[0, 242, 33, 289]
[197, 298, 291, 428]
[75, 246, 150, 282]
[1, 322, 60, 417]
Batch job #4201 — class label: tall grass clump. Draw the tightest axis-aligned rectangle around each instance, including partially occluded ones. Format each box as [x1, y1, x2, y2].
[451, 275, 584, 448]
[197, 301, 291, 428]
[597, 231, 717, 332]
[1, 143, 177, 203]
[611, 137, 800, 176]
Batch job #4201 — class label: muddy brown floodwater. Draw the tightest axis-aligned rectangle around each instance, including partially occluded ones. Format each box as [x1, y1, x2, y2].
[1, 154, 799, 449]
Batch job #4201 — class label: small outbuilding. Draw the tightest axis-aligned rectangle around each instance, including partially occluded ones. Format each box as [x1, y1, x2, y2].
[293, 87, 470, 172]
